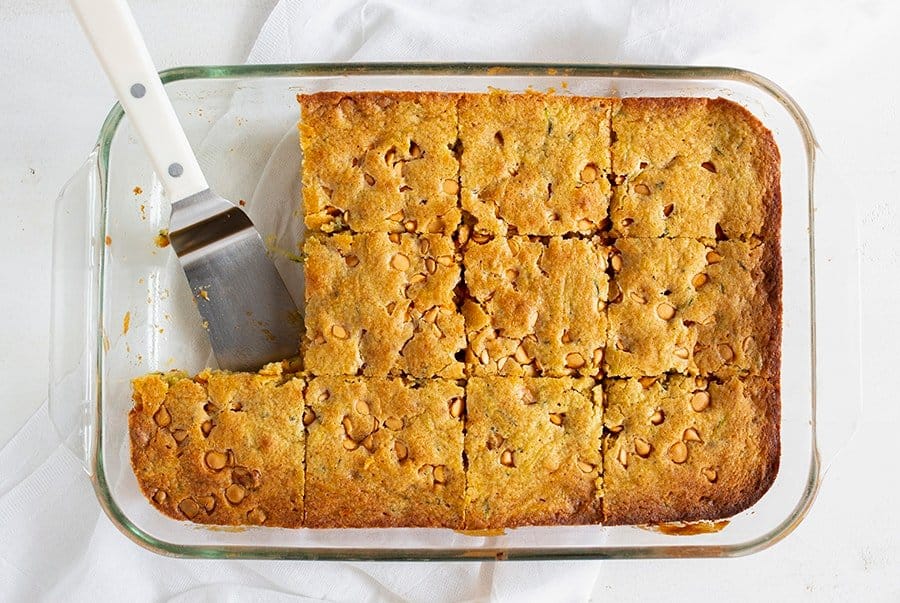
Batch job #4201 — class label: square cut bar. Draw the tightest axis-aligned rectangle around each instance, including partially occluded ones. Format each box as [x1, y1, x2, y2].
[459, 94, 612, 236]
[684, 239, 782, 378]
[602, 375, 779, 525]
[303, 232, 465, 378]
[298, 92, 461, 235]
[606, 238, 707, 376]
[609, 97, 780, 239]
[463, 236, 609, 377]
[464, 377, 603, 529]
[304, 377, 466, 528]
[606, 238, 780, 378]
[128, 363, 305, 528]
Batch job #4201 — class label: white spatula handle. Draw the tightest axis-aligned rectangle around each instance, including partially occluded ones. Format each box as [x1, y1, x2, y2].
[70, 0, 208, 201]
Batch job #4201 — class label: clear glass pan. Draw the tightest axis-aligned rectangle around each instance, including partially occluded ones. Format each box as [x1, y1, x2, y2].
[49, 64, 860, 560]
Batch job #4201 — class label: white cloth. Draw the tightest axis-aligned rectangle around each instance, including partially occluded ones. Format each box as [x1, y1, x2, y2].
[1, 0, 880, 600]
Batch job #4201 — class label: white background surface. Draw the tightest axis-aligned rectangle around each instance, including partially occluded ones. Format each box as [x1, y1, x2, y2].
[1, 0, 898, 599]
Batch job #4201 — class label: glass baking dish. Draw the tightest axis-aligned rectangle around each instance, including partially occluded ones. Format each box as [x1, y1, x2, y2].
[49, 64, 860, 560]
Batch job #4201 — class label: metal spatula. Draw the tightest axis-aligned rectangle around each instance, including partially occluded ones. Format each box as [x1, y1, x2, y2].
[71, 0, 300, 371]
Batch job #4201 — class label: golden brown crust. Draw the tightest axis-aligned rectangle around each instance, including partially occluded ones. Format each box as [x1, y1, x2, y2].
[298, 92, 461, 235]
[464, 377, 603, 528]
[303, 232, 464, 378]
[128, 363, 305, 528]
[463, 236, 609, 377]
[610, 97, 780, 241]
[602, 376, 779, 525]
[459, 93, 612, 236]
[606, 238, 707, 376]
[606, 238, 781, 379]
[304, 377, 465, 528]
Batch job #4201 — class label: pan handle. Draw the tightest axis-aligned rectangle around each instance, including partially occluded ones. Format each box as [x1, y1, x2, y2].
[48, 152, 102, 472]
[69, 0, 208, 202]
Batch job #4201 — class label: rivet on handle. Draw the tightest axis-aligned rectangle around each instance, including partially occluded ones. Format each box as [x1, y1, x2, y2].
[168, 163, 183, 178]
[130, 83, 146, 98]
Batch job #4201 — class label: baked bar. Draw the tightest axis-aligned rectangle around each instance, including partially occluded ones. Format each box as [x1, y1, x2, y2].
[605, 238, 707, 376]
[610, 97, 780, 239]
[464, 377, 604, 529]
[684, 239, 782, 378]
[602, 375, 779, 525]
[128, 363, 305, 528]
[463, 236, 609, 377]
[606, 238, 780, 378]
[304, 377, 466, 528]
[298, 92, 461, 235]
[459, 94, 612, 236]
[303, 232, 465, 378]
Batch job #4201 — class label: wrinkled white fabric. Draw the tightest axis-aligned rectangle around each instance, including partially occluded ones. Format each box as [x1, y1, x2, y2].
[2, 0, 879, 600]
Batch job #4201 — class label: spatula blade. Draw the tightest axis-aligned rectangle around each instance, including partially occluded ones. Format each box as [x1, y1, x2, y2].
[168, 190, 300, 371]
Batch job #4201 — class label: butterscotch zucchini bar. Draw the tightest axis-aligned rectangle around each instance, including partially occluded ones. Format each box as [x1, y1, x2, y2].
[128, 91, 781, 529]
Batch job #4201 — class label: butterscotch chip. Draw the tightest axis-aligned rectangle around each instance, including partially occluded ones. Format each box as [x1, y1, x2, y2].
[718, 343, 735, 362]
[683, 427, 703, 442]
[442, 179, 459, 195]
[633, 183, 651, 196]
[204, 450, 227, 471]
[449, 397, 465, 418]
[154, 405, 171, 427]
[634, 437, 652, 457]
[580, 164, 598, 183]
[247, 507, 268, 525]
[459, 94, 612, 235]
[602, 376, 779, 525]
[129, 366, 305, 528]
[656, 302, 676, 321]
[432, 465, 448, 484]
[464, 237, 608, 377]
[305, 377, 465, 528]
[394, 440, 408, 461]
[225, 483, 246, 504]
[576, 460, 596, 473]
[304, 233, 464, 378]
[178, 498, 200, 519]
[464, 377, 603, 529]
[384, 416, 404, 430]
[610, 97, 780, 239]
[565, 352, 586, 369]
[668, 441, 689, 464]
[690, 391, 711, 412]
[298, 92, 460, 234]
[390, 253, 410, 271]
